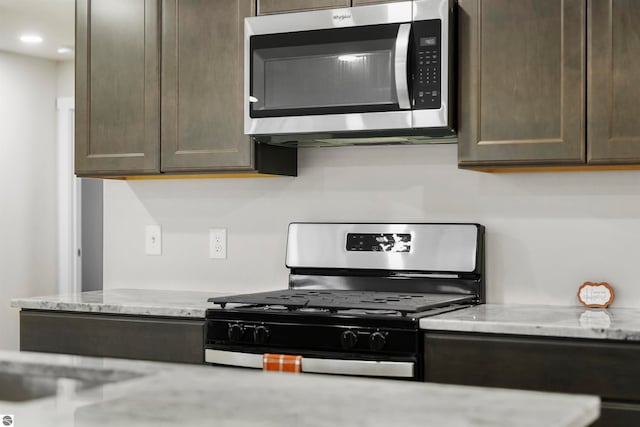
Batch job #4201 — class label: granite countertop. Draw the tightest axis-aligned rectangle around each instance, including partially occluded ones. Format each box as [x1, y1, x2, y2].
[420, 304, 640, 341]
[0, 350, 599, 427]
[10, 289, 231, 318]
[13, 291, 640, 341]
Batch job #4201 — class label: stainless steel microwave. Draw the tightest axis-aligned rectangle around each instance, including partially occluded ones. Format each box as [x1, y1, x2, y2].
[244, 0, 455, 146]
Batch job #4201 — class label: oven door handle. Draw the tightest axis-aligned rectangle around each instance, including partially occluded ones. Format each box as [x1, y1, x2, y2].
[394, 23, 412, 110]
[302, 357, 414, 378]
[205, 349, 415, 378]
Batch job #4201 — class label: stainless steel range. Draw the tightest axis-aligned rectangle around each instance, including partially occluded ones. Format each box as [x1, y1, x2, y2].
[205, 222, 484, 380]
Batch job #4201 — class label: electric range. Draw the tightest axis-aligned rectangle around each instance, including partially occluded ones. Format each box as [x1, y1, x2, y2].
[205, 222, 485, 380]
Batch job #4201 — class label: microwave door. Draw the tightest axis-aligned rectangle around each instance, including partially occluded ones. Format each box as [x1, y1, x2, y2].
[245, 19, 413, 135]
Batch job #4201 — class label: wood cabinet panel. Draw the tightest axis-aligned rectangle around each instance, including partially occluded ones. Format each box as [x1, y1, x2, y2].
[424, 332, 640, 400]
[257, 0, 349, 15]
[75, 0, 160, 175]
[162, 0, 254, 171]
[20, 311, 204, 364]
[588, 0, 640, 163]
[458, 0, 585, 167]
[424, 332, 640, 426]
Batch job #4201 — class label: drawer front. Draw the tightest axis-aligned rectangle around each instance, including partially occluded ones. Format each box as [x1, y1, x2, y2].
[20, 311, 204, 364]
[424, 332, 640, 401]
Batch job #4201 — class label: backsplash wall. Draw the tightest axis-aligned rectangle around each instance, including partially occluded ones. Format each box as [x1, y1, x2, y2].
[104, 144, 640, 307]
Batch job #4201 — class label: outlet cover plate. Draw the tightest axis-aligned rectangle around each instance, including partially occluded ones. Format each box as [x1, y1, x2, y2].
[209, 228, 227, 259]
[145, 225, 162, 256]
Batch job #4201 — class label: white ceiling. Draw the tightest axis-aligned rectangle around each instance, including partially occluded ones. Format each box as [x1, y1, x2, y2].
[0, 0, 74, 61]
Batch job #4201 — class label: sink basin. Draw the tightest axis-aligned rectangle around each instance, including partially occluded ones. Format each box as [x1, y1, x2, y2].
[0, 364, 145, 402]
[0, 372, 109, 402]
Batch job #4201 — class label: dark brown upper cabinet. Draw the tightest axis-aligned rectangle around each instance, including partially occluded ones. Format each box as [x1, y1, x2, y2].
[588, 0, 640, 164]
[161, 0, 253, 172]
[257, 0, 349, 15]
[76, 0, 296, 178]
[75, 0, 161, 176]
[457, 0, 586, 169]
[459, 0, 640, 171]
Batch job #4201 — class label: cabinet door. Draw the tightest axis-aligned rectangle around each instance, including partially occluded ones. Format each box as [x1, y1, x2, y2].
[424, 332, 640, 401]
[458, 0, 585, 168]
[75, 0, 160, 176]
[424, 332, 640, 427]
[161, 0, 253, 172]
[257, 0, 349, 15]
[588, 0, 640, 164]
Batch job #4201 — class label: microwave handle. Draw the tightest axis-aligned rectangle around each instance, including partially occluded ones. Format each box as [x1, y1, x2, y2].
[394, 23, 412, 110]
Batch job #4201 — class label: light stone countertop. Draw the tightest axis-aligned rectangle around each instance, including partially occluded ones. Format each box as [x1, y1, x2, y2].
[0, 350, 599, 427]
[10, 289, 231, 318]
[420, 303, 640, 341]
[13, 291, 640, 341]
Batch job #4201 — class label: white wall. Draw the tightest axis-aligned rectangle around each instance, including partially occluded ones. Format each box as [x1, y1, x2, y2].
[0, 51, 59, 350]
[56, 60, 74, 97]
[104, 143, 640, 308]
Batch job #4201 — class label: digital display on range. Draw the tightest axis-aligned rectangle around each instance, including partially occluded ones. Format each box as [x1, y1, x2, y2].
[346, 233, 411, 252]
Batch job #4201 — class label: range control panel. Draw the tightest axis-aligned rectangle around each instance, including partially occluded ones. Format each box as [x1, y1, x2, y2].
[412, 19, 442, 110]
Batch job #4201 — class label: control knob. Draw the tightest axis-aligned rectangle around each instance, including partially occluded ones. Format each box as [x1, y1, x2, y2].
[227, 323, 244, 342]
[253, 325, 270, 344]
[369, 332, 386, 351]
[340, 330, 358, 350]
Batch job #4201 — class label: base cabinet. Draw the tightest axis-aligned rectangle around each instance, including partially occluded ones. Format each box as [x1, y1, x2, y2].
[20, 311, 204, 364]
[424, 332, 640, 426]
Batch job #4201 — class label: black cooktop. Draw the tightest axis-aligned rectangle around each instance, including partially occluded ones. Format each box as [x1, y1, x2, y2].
[210, 289, 475, 315]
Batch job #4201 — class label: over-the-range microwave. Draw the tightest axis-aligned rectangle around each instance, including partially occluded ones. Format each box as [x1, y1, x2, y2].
[244, 0, 455, 147]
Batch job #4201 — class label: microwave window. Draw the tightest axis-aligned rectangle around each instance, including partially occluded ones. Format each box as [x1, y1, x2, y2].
[251, 29, 399, 114]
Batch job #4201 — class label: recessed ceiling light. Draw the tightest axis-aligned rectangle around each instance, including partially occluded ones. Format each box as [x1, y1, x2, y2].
[20, 34, 43, 44]
[57, 47, 73, 54]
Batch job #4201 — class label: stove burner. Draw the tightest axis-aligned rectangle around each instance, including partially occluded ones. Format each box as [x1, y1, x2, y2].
[211, 289, 475, 315]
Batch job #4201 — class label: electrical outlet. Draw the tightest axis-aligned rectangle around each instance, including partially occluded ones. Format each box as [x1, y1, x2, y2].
[209, 228, 227, 259]
[145, 225, 162, 256]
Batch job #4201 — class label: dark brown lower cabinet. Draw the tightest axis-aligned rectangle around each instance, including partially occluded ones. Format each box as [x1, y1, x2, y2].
[424, 332, 640, 426]
[20, 310, 204, 364]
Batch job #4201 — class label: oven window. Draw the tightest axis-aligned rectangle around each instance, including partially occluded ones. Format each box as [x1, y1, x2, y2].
[250, 23, 403, 118]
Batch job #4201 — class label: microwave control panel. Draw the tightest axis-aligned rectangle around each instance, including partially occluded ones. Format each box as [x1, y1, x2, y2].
[412, 20, 442, 110]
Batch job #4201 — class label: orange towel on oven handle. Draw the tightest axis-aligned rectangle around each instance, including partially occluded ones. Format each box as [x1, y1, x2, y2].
[263, 353, 303, 373]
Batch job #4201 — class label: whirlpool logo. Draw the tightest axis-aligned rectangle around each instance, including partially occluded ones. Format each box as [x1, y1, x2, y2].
[332, 13, 352, 21]
[1, 415, 14, 426]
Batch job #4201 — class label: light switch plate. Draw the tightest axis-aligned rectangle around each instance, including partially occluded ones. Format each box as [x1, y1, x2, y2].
[209, 228, 227, 259]
[145, 225, 162, 256]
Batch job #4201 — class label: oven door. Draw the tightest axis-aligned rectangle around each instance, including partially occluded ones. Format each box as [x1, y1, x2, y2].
[244, 2, 414, 136]
[205, 348, 416, 379]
